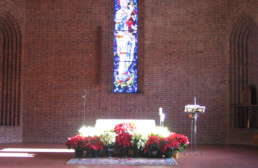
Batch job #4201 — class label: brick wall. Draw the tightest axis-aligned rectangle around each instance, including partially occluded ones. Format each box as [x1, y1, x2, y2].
[0, 126, 22, 143]
[1, 0, 257, 144]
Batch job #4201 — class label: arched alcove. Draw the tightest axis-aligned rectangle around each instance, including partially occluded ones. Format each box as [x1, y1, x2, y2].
[229, 13, 258, 129]
[0, 12, 22, 126]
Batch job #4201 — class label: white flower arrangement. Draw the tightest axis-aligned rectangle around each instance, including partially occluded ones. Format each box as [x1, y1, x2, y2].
[99, 130, 116, 147]
[149, 126, 170, 138]
[131, 132, 148, 150]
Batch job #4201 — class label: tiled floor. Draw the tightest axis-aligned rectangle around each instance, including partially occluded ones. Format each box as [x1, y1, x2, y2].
[0, 143, 257, 168]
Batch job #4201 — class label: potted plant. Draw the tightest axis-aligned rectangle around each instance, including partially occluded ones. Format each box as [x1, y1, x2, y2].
[161, 133, 189, 158]
[131, 132, 148, 157]
[65, 135, 85, 157]
[159, 136, 179, 158]
[114, 122, 135, 157]
[99, 130, 116, 157]
[175, 133, 189, 152]
[172, 133, 189, 158]
[144, 135, 161, 158]
[84, 136, 103, 157]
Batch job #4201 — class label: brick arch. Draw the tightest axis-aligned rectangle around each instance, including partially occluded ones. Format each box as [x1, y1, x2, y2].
[0, 12, 22, 126]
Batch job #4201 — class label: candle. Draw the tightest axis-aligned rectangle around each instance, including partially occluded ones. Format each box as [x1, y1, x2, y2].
[159, 107, 162, 115]
[161, 113, 165, 122]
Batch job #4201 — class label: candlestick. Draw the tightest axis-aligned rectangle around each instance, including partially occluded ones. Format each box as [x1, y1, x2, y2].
[161, 113, 165, 122]
[159, 107, 162, 115]
[82, 89, 87, 124]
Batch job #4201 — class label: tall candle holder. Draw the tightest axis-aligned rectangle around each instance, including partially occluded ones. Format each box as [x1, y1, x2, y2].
[82, 89, 87, 125]
[79, 89, 87, 134]
[184, 97, 205, 155]
[159, 107, 165, 127]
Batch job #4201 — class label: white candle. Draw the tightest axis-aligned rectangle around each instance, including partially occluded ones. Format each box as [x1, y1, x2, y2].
[159, 107, 162, 115]
[161, 113, 165, 122]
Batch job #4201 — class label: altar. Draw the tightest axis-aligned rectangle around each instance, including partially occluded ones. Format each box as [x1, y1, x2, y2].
[66, 118, 189, 159]
[95, 119, 156, 130]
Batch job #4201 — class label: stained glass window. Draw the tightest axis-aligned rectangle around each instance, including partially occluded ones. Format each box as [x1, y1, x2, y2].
[113, 0, 138, 93]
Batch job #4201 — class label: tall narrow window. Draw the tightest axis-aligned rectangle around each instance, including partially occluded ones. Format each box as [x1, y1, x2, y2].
[113, 0, 138, 93]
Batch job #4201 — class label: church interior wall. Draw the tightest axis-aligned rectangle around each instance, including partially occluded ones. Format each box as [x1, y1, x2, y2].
[0, 0, 257, 145]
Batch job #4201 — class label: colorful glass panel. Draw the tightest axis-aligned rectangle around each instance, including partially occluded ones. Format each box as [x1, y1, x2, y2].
[113, 0, 138, 93]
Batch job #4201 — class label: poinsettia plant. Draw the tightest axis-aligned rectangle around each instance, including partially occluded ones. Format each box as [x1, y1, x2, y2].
[144, 135, 160, 154]
[65, 122, 189, 158]
[114, 122, 136, 149]
[114, 122, 136, 134]
[131, 132, 148, 150]
[159, 136, 179, 157]
[172, 133, 189, 152]
[65, 135, 84, 150]
[84, 136, 104, 151]
[159, 132, 190, 157]
[116, 132, 132, 148]
[99, 130, 116, 148]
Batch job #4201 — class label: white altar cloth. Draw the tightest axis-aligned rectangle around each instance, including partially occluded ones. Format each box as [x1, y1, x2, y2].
[95, 119, 156, 130]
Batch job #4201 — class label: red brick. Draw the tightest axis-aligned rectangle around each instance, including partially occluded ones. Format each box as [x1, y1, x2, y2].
[0, 0, 257, 145]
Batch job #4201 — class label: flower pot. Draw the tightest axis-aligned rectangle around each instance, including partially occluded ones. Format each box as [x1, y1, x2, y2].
[152, 150, 158, 155]
[107, 147, 114, 158]
[173, 151, 179, 158]
[133, 147, 142, 158]
[165, 151, 172, 158]
[89, 149, 100, 158]
[120, 147, 128, 157]
[75, 148, 83, 158]
[164, 149, 174, 158]
[148, 150, 159, 158]
[86, 149, 92, 157]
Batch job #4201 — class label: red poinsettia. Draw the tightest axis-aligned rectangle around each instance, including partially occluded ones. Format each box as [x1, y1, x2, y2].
[159, 137, 168, 153]
[175, 134, 190, 146]
[65, 135, 84, 149]
[83, 136, 103, 151]
[114, 122, 136, 148]
[144, 135, 160, 153]
[114, 122, 136, 134]
[116, 132, 132, 148]
[174, 133, 189, 151]
[159, 136, 180, 153]
[166, 133, 189, 152]
[65, 135, 104, 152]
